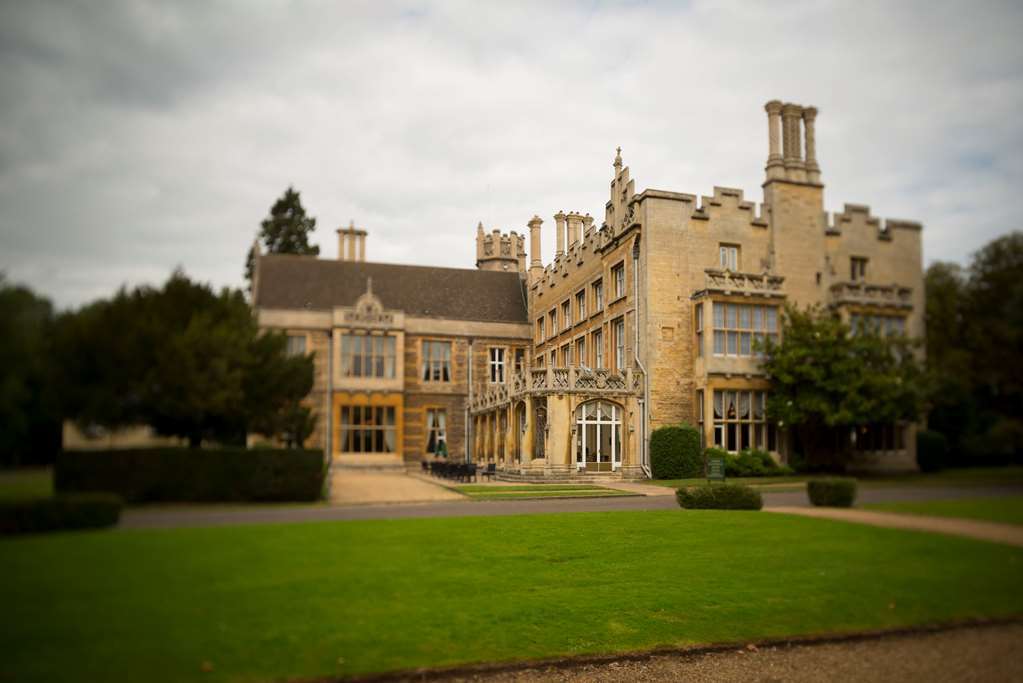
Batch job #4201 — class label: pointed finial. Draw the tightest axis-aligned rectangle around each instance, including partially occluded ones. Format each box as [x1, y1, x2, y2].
[614, 146, 623, 168]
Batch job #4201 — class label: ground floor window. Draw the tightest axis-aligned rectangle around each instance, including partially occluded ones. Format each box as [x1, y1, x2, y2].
[575, 400, 622, 472]
[426, 408, 447, 455]
[853, 422, 905, 451]
[713, 389, 775, 452]
[339, 405, 396, 453]
[696, 389, 705, 449]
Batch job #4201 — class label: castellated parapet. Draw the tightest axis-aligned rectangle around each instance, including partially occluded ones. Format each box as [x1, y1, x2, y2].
[475, 222, 526, 272]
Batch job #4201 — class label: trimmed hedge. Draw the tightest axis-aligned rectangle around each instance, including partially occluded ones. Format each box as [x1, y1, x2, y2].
[0, 494, 122, 535]
[650, 424, 703, 479]
[916, 430, 949, 472]
[55, 448, 326, 503]
[676, 484, 763, 510]
[723, 448, 795, 477]
[807, 478, 858, 507]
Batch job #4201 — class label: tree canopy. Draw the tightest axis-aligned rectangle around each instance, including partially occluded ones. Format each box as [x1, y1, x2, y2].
[57, 271, 315, 448]
[759, 305, 924, 468]
[245, 186, 320, 284]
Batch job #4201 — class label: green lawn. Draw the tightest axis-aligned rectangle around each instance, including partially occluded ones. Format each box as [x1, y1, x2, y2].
[864, 496, 1023, 526]
[3, 511, 1023, 682]
[648, 466, 1023, 490]
[456, 484, 637, 500]
[0, 468, 53, 501]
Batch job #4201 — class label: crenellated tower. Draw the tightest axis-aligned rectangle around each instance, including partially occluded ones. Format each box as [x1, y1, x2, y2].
[475, 222, 526, 272]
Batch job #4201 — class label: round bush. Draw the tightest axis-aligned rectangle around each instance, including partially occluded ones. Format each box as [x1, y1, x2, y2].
[651, 424, 703, 479]
[0, 493, 123, 535]
[916, 430, 949, 472]
[675, 484, 763, 510]
[807, 478, 857, 507]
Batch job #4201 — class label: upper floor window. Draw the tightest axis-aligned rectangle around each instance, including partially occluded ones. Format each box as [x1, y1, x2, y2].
[576, 290, 586, 320]
[341, 334, 396, 378]
[593, 329, 604, 368]
[851, 257, 868, 282]
[850, 313, 905, 337]
[695, 303, 703, 357]
[514, 348, 525, 374]
[536, 317, 545, 342]
[593, 279, 604, 310]
[612, 263, 626, 299]
[549, 309, 557, 336]
[614, 317, 626, 369]
[489, 347, 505, 383]
[561, 300, 571, 330]
[719, 244, 740, 271]
[421, 340, 452, 382]
[550, 349, 556, 367]
[286, 334, 307, 357]
[535, 355, 545, 369]
[576, 338, 587, 366]
[712, 303, 778, 357]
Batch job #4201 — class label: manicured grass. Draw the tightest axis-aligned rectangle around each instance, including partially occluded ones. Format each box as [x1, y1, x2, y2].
[649, 466, 1023, 490]
[864, 496, 1023, 526]
[2, 511, 1023, 682]
[0, 468, 53, 501]
[649, 475, 810, 489]
[456, 484, 635, 500]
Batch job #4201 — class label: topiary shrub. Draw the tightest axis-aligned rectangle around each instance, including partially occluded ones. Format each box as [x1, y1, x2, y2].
[650, 424, 703, 479]
[675, 484, 763, 510]
[0, 494, 122, 535]
[719, 448, 795, 477]
[916, 430, 949, 473]
[807, 478, 857, 507]
[55, 448, 326, 503]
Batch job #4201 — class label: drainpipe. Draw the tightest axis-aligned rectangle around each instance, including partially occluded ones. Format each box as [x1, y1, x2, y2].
[466, 337, 473, 464]
[632, 236, 651, 479]
[325, 327, 334, 494]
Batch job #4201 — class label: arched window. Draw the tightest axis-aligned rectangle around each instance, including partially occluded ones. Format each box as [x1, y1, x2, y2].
[575, 400, 622, 472]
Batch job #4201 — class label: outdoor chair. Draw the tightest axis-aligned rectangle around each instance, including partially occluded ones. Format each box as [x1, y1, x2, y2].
[481, 463, 496, 481]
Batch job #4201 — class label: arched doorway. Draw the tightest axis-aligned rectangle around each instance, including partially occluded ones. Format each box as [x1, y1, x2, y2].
[575, 400, 622, 472]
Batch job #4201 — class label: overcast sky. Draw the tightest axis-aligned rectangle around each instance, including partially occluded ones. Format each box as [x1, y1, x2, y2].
[2, 1, 1021, 309]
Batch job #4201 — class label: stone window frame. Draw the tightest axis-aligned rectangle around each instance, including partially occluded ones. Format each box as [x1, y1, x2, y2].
[285, 332, 309, 357]
[338, 403, 397, 453]
[712, 302, 778, 358]
[575, 336, 587, 367]
[694, 303, 703, 358]
[560, 343, 571, 367]
[575, 289, 587, 322]
[592, 328, 604, 369]
[719, 243, 740, 271]
[548, 308, 558, 337]
[613, 317, 626, 370]
[424, 406, 448, 455]
[488, 346, 506, 384]
[420, 339, 453, 383]
[849, 312, 905, 337]
[712, 389, 776, 453]
[592, 278, 604, 312]
[341, 332, 397, 378]
[561, 300, 572, 330]
[850, 256, 868, 282]
[536, 317, 545, 342]
[611, 261, 626, 300]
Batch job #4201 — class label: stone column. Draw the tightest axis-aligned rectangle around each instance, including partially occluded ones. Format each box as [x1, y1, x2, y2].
[566, 212, 582, 247]
[582, 213, 594, 238]
[357, 233, 366, 261]
[528, 215, 543, 276]
[803, 107, 820, 184]
[554, 211, 566, 257]
[765, 100, 784, 180]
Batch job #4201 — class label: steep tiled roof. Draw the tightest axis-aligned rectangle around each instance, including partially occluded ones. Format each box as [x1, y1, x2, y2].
[254, 254, 529, 323]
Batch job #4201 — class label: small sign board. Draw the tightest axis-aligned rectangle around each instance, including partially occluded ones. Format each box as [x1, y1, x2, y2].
[707, 455, 726, 482]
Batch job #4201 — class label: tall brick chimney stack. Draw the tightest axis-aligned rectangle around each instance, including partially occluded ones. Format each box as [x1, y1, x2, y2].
[764, 100, 821, 186]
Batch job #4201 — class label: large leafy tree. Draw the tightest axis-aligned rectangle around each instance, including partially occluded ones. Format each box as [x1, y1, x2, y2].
[58, 271, 315, 448]
[0, 276, 61, 465]
[244, 186, 320, 285]
[759, 305, 924, 469]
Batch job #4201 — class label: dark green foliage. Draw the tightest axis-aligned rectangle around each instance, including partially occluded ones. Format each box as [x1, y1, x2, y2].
[759, 305, 924, 468]
[676, 484, 763, 510]
[916, 430, 949, 472]
[650, 424, 703, 479]
[0, 276, 61, 466]
[54, 448, 326, 503]
[55, 271, 315, 447]
[245, 186, 320, 283]
[0, 494, 122, 534]
[723, 448, 795, 477]
[807, 478, 858, 507]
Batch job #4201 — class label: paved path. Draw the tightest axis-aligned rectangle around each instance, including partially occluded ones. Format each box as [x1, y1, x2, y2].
[768, 505, 1023, 547]
[119, 483, 1023, 530]
[453, 622, 1023, 683]
[329, 471, 464, 505]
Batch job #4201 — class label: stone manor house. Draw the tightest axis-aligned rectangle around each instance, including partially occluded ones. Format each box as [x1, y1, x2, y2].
[252, 101, 924, 478]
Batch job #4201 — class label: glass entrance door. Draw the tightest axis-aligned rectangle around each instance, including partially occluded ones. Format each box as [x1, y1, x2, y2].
[575, 401, 621, 472]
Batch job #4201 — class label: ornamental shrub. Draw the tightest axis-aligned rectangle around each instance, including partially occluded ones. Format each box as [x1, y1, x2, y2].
[55, 447, 326, 503]
[676, 484, 763, 510]
[0, 494, 122, 535]
[807, 478, 858, 507]
[718, 448, 794, 477]
[916, 430, 949, 472]
[650, 424, 703, 479]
